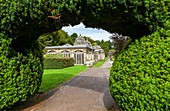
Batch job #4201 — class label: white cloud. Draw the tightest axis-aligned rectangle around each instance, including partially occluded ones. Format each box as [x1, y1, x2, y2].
[62, 23, 111, 41]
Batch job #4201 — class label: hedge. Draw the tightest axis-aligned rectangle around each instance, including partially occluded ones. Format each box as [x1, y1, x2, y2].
[44, 57, 74, 69]
[109, 31, 170, 111]
[0, 39, 43, 110]
[0, 1, 47, 109]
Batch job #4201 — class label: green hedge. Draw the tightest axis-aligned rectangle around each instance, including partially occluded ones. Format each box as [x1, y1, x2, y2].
[44, 57, 74, 69]
[0, 39, 43, 110]
[109, 31, 170, 111]
[0, 1, 47, 109]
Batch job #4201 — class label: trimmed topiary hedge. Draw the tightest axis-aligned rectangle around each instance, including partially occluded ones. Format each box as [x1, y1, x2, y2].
[0, 38, 43, 110]
[109, 31, 170, 111]
[0, 1, 48, 109]
[44, 57, 74, 69]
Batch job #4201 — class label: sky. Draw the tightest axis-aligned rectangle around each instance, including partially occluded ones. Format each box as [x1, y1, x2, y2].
[62, 23, 112, 41]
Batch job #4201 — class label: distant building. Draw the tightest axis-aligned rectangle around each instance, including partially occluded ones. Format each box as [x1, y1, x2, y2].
[45, 35, 105, 65]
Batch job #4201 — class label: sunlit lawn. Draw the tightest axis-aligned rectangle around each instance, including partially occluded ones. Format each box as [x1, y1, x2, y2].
[39, 65, 88, 92]
[93, 59, 107, 68]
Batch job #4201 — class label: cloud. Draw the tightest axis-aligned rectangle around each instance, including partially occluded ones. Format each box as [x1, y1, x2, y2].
[62, 23, 111, 41]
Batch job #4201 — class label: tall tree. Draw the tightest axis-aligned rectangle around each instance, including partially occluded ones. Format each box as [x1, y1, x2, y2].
[39, 30, 73, 47]
[70, 33, 78, 42]
[53, 30, 73, 45]
[101, 40, 111, 56]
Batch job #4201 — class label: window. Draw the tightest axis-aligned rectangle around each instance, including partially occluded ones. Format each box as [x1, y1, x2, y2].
[61, 51, 70, 58]
[47, 50, 57, 55]
[74, 50, 84, 64]
[94, 51, 98, 60]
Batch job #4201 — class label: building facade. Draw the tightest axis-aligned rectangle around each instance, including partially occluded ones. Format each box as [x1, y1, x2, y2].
[45, 36, 105, 65]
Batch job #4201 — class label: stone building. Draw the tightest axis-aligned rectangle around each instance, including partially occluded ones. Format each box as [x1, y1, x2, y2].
[45, 36, 105, 65]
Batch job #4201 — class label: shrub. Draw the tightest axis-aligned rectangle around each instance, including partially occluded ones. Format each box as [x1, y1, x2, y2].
[0, 1, 47, 109]
[44, 57, 74, 69]
[0, 38, 43, 110]
[45, 54, 63, 58]
[109, 31, 170, 111]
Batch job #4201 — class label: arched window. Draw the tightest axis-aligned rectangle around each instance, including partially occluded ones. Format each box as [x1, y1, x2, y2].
[47, 50, 57, 55]
[61, 51, 70, 58]
[74, 50, 84, 64]
[94, 51, 98, 61]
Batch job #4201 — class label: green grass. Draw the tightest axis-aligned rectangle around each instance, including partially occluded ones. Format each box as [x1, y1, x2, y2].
[39, 65, 88, 92]
[93, 59, 107, 68]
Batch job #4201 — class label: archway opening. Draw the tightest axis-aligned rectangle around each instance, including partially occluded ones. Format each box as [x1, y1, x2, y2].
[47, 1, 153, 41]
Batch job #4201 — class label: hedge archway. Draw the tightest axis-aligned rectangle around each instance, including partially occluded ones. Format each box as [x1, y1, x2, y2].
[0, 0, 170, 110]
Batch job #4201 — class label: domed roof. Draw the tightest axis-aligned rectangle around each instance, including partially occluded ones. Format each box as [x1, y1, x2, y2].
[74, 35, 86, 45]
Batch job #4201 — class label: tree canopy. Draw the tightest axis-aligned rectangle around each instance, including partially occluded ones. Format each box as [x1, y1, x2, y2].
[70, 33, 78, 42]
[95, 40, 112, 56]
[39, 30, 73, 47]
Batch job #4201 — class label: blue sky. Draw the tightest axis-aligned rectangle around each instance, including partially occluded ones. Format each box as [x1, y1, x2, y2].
[62, 23, 112, 41]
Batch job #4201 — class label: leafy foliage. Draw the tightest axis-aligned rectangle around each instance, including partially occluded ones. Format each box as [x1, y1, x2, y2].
[70, 33, 78, 42]
[110, 31, 170, 110]
[44, 57, 74, 69]
[45, 53, 63, 58]
[96, 40, 112, 56]
[0, 38, 43, 110]
[39, 30, 73, 47]
[0, 0, 47, 109]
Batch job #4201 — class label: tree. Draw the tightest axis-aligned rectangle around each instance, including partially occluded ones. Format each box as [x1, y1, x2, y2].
[110, 33, 131, 54]
[39, 33, 54, 47]
[96, 40, 112, 56]
[39, 30, 73, 47]
[52, 30, 73, 46]
[70, 33, 78, 42]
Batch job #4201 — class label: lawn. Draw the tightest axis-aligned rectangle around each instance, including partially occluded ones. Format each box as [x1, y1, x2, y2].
[93, 59, 107, 68]
[39, 65, 88, 92]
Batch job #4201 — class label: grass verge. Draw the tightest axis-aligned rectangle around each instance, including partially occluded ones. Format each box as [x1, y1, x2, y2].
[93, 59, 107, 68]
[39, 65, 88, 92]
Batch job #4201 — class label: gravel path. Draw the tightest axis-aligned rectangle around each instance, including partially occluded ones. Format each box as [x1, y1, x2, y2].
[13, 60, 122, 111]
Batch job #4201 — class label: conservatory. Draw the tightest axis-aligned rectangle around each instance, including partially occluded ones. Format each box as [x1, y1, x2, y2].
[45, 35, 105, 65]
